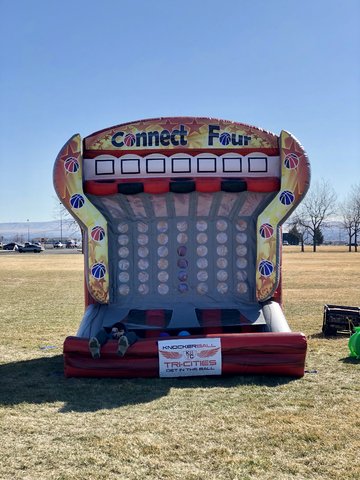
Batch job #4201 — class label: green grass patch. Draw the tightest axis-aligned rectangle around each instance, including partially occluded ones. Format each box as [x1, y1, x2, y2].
[0, 249, 359, 479]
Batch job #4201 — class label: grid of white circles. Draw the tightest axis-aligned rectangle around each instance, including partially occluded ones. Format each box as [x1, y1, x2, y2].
[137, 221, 150, 295]
[214, 219, 228, 295]
[176, 221, 189, 294]
[157, 220, 169, 295]
[196, 220, 208, 294]
[118, 221, 131, 296]
[117, 218, 249, 297]
[235, 219, 248, 294]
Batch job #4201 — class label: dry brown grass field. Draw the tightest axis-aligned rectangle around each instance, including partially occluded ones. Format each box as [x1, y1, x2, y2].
[0, 247, 359, 480]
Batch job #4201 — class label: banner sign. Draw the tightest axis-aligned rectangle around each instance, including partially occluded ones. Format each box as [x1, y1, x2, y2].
[84, 117, 279, 152]
[158, 338, 222, 377]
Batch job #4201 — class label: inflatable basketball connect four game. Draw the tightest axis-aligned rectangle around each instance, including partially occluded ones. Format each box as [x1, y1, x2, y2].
[53, 117, 310, 378]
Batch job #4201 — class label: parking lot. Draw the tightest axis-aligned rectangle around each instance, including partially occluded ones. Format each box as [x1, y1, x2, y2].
[0, 247, 82, 255]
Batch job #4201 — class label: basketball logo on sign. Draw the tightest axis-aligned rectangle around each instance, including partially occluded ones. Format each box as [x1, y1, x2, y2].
[124, 133, 136, 147]
[219, 132, 231, 146]
[64, 157, 80, 173]
[91, 262, 106, 279]
[91, 226, 105, 242]
[279, 190, 295, 206]
[284, 153, 299, 169]
[258, 259, 274, 277]
[259, 223, 274, 239]
[70, 194, 85, 209]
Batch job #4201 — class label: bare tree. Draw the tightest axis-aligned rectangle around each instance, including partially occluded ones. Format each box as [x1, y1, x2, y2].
[53, 198, 80, 241]
[286, 217, 309, 252]
[341, 184, 360, 252]
[354, 185, 360, 252]
[295, 179, 337, 252]
[340, 199, 355, 251]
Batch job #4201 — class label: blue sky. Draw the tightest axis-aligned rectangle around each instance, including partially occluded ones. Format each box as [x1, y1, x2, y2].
[0, 0, 359, 222]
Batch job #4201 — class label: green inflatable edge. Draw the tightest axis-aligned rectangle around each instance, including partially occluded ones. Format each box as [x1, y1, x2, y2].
[348, 327, 360, 359]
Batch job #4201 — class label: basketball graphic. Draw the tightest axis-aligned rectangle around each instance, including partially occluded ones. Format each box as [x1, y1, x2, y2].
[284, 153, 299, 169]
[91, 226, 105, 241]
[124, 133, 136, 146]
[219, 132, 231, 145]
[64, 156, 79, 173]
[70, 193, 85, 209]
[279, 190, 295, 206]
[258, 259, 274, 277]
[259, 223, 274, 239]
[91, 262, 106, 279]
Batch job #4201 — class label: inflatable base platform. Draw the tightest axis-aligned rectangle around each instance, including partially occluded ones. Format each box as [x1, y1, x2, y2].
[63, 332, 307, 378]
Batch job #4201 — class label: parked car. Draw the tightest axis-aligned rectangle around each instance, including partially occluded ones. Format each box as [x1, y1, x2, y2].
[3, 242, 23, 251]
[66, 241, 78, 249]
[54, 241, 64, 248]
[18, 242, 44, 253]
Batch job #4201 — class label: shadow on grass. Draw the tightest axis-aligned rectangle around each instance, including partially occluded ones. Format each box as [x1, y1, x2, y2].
[339, 356, 360, 364]
[308, 332, 326, 339]
[308, 332, 352, 339]
[0, 355, 298, 413]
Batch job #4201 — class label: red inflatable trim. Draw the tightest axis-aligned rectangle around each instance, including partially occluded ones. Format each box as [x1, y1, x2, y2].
[195, 179, 221, 192]
[63, 332, 307, 378]
[83, 177, 280, 196]
[145, 310, 166, 338]
[83, 147, 279, 159]
[143, 181, 169, 194]
[84, 181, 118, 195]
[247, 178, 280, 192]
[201, 309, 222, 334]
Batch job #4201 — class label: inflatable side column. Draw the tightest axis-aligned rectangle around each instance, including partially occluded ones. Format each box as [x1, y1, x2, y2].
[256, 130, 310, 302]
[53, 134, 110, 304]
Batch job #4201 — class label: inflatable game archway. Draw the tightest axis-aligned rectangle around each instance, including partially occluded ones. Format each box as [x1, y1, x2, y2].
[54, 117, 310, 378]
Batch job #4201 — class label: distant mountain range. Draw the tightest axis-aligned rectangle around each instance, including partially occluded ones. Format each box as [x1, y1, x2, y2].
[0, 219, 348, 244]
[0, 220, 81, 242]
